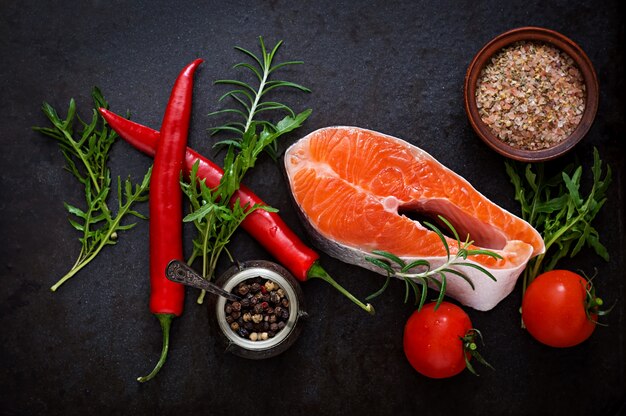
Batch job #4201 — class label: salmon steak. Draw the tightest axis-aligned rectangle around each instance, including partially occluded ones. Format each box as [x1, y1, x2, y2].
[284, 126, 545, 311]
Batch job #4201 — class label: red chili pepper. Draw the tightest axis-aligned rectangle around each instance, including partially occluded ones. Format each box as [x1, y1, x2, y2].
[137, 58, 203, 383]
[99, 108, 374, 314]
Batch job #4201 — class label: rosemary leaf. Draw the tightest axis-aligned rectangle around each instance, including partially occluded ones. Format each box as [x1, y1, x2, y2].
[365, 275, 391, 301]
[401, 259, 430, 273]
[365, 218, 500, 305]
[371, 250, 405, 267]
[365, 257, 395, 275]
[183, 37, 310, 298]
[424, 221, 450, 260]
[434, 273, 447, 309]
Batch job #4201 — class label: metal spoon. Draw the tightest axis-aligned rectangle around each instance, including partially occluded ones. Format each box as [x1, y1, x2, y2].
[165, 259, 242, 302]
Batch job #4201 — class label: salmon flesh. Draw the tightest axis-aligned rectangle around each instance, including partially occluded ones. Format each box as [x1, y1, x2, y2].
[284, 126, 544, 311]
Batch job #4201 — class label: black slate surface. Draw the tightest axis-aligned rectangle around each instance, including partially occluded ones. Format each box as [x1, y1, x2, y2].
[1, 1, 625, 415]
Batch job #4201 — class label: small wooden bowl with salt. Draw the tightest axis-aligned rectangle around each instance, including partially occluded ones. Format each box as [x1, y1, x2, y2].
[464, 26, 598, 162]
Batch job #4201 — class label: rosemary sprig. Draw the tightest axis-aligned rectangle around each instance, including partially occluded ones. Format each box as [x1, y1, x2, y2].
[505, 147, 611, 293]
[365, 216, 502, 310]
[184, 37, 311, 302]
[34, 88, 151, 291]
[209, 36, 311, 160]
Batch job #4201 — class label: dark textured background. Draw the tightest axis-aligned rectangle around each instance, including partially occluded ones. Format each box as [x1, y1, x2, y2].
[1, 1, 624, 415]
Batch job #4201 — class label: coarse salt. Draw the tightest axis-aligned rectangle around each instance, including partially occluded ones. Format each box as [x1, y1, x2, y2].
[475, 41, 586, 150]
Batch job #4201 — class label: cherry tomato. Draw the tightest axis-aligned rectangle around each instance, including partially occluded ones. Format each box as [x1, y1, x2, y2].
[522, 270, 598, 348]
[403, 302, 473, 379]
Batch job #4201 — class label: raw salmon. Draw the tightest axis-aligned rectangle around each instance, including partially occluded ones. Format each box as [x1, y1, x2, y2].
[284, 126, 544, 311]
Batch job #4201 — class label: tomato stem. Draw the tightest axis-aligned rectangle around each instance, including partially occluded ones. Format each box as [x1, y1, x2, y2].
[460, 328, 494, 376]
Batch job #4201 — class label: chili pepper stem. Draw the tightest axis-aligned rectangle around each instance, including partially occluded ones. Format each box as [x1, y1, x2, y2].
[307, 262, 375, 315]
[137, 313, 174, 383]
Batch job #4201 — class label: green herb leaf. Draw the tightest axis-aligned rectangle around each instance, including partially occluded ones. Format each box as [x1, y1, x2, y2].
[365, 257, 395, 275]
[365, 275, 391, 301]
[424, 221, 450, 260]
[183, 38, 310, 297]
[34, 91, 151, 291]
[507, 150, 612, 295]
[370, 250, 405, 267]
[365, 217, 499, 305]
[401, 259, 430, 273]
[442, 268, 476, 290]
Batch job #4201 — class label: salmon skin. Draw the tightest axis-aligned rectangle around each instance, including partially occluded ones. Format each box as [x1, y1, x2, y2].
[284, 126, 544, 311]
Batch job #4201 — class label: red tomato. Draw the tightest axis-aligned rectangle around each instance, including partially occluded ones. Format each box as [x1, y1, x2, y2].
[522, 270, 598, 348]
[403, 302, 473, 378]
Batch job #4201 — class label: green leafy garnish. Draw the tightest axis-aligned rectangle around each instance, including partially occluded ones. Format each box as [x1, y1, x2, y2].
[183, 37, 311, 302]
[461, 328, 494, 376]
[33, 88, 151, 291]
[505, 148, 611, 292]
[209, 36, 311, 160]
[181, 160, 277, 299]
[364, 216, 502, 310]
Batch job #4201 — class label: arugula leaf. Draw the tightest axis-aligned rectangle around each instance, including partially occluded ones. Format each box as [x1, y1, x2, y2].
[34, 89, 151, 291]
[505, 148, 611, 293]
[183, 38, 311, 302]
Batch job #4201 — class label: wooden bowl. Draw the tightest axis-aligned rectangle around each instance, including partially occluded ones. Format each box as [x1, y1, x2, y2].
[464, 27, 598, 162]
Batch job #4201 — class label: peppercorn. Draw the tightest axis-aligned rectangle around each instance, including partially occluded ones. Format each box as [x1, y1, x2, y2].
[270, 291, 281, 304]
[237, 283, 250, 296]
[225, 276, 291, 342]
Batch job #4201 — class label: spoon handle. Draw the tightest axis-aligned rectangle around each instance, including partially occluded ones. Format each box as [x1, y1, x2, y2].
[165, 260, 242, 302]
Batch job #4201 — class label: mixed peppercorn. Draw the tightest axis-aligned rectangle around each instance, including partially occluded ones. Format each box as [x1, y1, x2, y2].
[225, 277, 290, 341]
